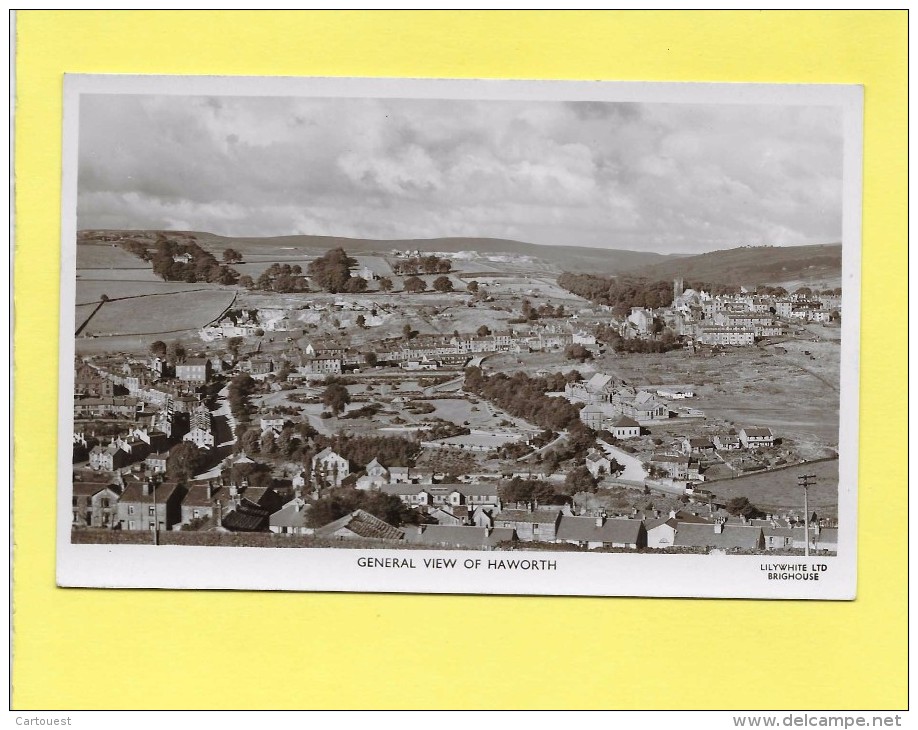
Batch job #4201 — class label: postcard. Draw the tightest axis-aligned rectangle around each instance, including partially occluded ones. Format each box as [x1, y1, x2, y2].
[57, 75, 862, 598]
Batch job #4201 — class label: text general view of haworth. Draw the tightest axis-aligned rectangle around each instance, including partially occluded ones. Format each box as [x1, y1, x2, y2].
[64, 80, 856, 566]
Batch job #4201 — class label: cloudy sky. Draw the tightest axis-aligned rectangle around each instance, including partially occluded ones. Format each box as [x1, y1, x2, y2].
[77, 93, 843, 254]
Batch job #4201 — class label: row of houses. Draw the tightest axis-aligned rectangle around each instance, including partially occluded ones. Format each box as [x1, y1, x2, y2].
[72, 469, 837, 554]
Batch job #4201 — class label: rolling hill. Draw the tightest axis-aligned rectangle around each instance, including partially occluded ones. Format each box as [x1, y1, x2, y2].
[81, 230, 675, 275]
[623, 243, 842, 288]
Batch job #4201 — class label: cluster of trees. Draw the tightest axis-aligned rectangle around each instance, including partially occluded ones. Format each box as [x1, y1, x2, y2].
[237, 421, 318, 461]
[307, 248, 365, 293]
[227, 373, 257, 426]
[499, 477, 568, 506]
[594, 324, 680, 354]
[511, 298, 565, 323]
[402, 275, 453, 293]
[392, 255, 452, 276]
[143, 239, 240, 285]
[423, 419, 471, 441]
[148, 340, 187, 363]
[463, 367, 584, 432]
[249, 263, 308, 293]
[557, 273, 675, 315]
[541, 421, 599, 471]
[121, 239, 151, 260]
[312, 433, 421, 471]
[307, 488, 431, 528]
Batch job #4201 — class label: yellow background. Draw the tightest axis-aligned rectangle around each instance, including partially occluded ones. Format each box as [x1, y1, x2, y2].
[13, 11, 907, 709]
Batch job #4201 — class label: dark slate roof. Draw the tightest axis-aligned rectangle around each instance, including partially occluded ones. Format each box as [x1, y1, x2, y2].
[269, 500, 311, 529]
[72, 482, 119, 498]
[494, 509, 561, 525]
[315, 509, 404, 541]
[672, 522, 764, 550]
[556, 516, 645, 545]
[645, 517, 678, 532]
[181, 484, 229, 507]
[221, 503, 270, 532]
[612, 416, 640, 428]
[380, 484, 431, 497]
[404, 525, 515, 548]
[742, 427, 773, 438]
[119, 481, 183, 505]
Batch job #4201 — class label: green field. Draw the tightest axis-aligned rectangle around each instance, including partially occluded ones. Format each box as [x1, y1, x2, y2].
[704, 459, 839, 517]
[78, 289, 236, 337]
[76, 242, 151, 269]
[75, 279, 211, 305]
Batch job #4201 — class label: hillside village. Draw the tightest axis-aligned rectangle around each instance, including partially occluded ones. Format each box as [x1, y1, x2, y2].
[71, 232, 842, 555]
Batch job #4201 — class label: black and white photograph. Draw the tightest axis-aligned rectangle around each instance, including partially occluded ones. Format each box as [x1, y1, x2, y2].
[57, 75, 862, 598]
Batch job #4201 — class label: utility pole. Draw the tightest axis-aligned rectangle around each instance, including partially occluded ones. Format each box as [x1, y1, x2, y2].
[798, 474, 816, 557]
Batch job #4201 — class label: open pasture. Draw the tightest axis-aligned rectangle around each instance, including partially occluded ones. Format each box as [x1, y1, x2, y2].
[76, 242, 150, 270]
[79, 289, 236, 337]
[75, 279, 211, 305]
[705, 459, 839, 518]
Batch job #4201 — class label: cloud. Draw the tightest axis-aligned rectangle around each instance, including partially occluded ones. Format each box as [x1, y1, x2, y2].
[76, 93, 843, 253]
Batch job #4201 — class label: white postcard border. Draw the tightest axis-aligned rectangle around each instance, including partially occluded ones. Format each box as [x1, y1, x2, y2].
[55, 75, 863, 600]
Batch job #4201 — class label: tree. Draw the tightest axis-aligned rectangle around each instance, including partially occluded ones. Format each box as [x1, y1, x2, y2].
[379, 277, 393, 292]
[564, 344, 593, 362]
[226, 337, 244, 359]
[404, 276, 426, 293]
[466, 280, 479, 294]
[167, 342, 186, 362]
[433, 276, 453, 293]
[99, 293, 110, 302]
[355, 314, 366, 328]
[260, 431, 278, 455]
[421, 255, 440, 275]
[167, 442, 204, 482]
[322, 382, 351, 416]
[149, 340, 167, 357]
[239, 428, 261, 455]
[565, 466, 597, 492]
[222, 248, 242, 264]
[476, 325, 491, 337]
[344, 276, 368, 293]
[725, 496, 762, 519]
[307, 248, 356, 293]
[402, 324, 415, 340]
[364, 352, 378, 367]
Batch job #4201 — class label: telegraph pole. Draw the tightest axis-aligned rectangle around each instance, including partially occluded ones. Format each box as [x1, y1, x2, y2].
[798, 474, 816, 557]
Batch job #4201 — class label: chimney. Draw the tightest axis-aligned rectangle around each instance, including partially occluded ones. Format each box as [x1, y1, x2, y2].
[206, 482, 215, 500]
[714, 519, 724, 534]
[669, 509, 677, 519]
[215, 500, 223, 528]
[595, 514, 605, 528]
[229, 483, 238, 498]
[653, 509, 660, 519]
[143, 479, 154, 497]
